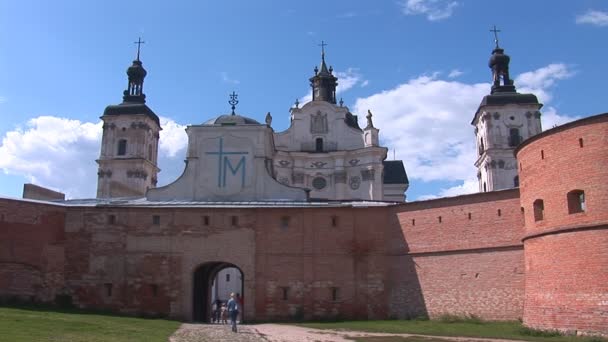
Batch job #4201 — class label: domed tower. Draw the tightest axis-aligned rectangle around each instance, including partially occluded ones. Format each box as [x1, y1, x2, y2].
[96, 39, 161, 198]
[471, 28, 542, 192]
[309, 41, 338, 104]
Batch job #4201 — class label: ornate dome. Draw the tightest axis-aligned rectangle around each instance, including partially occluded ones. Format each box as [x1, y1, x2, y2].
[203, 114, 261, 125]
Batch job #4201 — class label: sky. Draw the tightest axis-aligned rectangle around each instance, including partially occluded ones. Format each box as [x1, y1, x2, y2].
[0, 0, 607, 201]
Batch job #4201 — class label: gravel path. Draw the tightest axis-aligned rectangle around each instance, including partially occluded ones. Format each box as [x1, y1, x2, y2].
[169, 323, 528, 342]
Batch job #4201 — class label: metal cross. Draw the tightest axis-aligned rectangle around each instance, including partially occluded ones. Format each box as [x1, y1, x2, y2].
[229, 91, 239, 115]
[318, 40, 328, 56]
[134, 37, 145, 61]
[490, 25, 501, 48]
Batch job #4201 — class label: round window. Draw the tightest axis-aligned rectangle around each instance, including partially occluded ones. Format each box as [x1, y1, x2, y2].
[312, 177, 327, 190]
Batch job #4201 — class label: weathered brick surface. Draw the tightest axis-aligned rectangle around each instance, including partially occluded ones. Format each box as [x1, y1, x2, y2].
[517, 113, 608, 335]
[0, 199, 65, 301]
[0, 110, 606, 338]
[388, 190, 525, 320]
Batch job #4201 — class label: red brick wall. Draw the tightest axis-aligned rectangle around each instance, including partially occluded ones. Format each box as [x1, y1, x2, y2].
[388, 190, 525, 320]
[517, 113, 608, 335]
[0, 199, 66, 301]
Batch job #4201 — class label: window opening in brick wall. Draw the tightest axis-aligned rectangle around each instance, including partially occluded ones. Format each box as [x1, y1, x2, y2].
[541, 150, 545, 159]
[150, 284, 158, 297]
[152, 215, 160, 225]
[579, 138, 584, 148]
[497, 209, 502, 216]
[280, 216, 290, 229]
[411, 219, 415, 226]
[331, 287, 339, 301]
[438, 216, 442, 223]
[519, 162, 522, 171]
[567, 190, 586, 214]
[108, 214, 115, 225]
[203, 215, 210, 226]
[231, 216, 238, 226]
[331, 216, 338, 227]
[104, 283, 113, 297]
[468, 213, 472, 220]
[117, 139, 127, 156]
[281, 287, 289, 300]
[533, 199, 544, 221]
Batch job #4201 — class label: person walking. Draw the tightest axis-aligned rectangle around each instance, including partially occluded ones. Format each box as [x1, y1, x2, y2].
[227, 292, 239, 333]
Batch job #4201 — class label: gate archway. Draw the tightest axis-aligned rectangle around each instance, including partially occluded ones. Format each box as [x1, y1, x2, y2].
[192, 262, 244, 322]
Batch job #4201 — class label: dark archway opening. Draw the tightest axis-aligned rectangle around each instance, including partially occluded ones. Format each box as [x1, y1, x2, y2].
[192, 262, 244, 322]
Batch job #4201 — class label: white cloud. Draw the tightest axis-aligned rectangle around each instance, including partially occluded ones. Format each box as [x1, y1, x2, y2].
[576, 10, 608, 27]
[515, 63, 574, 103]
[0, 116, 188, 199]
[448, 69, 464, 78]
[352, 64, 576, 200]
[159, 117, 187, 157]
[418, 177, 478, 200]
[540, 106, 580, 130]
[400, 0, 458, 21]
[221, 72, 240, 85]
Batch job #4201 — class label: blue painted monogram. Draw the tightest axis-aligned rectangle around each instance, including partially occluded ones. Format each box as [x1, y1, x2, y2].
[205, 138, 248, 188]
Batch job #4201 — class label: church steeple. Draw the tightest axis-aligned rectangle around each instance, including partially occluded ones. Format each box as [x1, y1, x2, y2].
[123, 37, 147, 103]
[309, 41, 338, 104]
[488, 26, 516, 94]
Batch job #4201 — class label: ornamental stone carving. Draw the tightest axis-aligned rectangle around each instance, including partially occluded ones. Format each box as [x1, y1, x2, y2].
[349, 176, 361, 190]
[310, 111, 328, 134]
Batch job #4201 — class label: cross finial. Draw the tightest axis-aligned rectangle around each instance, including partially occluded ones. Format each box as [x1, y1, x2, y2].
[134, 37, 145, 61]
[318, 40, 328, 58]
[229, 91, 239, 115]
[490, 25, 501, 48]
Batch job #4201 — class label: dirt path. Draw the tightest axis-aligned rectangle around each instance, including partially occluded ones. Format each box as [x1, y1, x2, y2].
[169, 323, 528, 342]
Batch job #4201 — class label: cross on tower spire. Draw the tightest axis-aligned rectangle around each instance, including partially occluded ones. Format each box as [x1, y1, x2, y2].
[134, 37, 145, 61]
[229, 91, 239, 115]
[490, 25, 501, 48]
[319, 40, 327, 59]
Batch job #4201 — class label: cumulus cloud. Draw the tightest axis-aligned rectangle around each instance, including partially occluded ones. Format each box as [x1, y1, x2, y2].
[418, 177, 478, 200]
[352, 64, 575, 199]
[515, 63, 574, 103]
[0, 116, 188, 199]
[400, 0, 458, 21]
[576, 10, 608, 26]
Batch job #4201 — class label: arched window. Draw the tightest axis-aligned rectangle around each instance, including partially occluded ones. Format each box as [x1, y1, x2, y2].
[567, 190, 585, 214]
[533, 199, 544, 221]
[315, 138, 323, 152]
[514, 176, 519, 187]
[509, 128, 521, 147]
[117, 139, 127, 156]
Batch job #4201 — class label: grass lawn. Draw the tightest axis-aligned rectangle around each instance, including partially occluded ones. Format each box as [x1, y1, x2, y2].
[0, 306, 181, 342]
[298, 319, 607, 342]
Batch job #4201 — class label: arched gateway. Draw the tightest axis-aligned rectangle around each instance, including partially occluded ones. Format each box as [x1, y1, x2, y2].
[192, 262, 244, 322]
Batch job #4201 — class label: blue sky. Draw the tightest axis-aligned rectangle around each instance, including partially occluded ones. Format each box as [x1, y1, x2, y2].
[0, 0, 607, 200]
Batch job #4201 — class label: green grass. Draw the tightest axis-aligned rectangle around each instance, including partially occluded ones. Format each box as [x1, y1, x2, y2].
[297, 318, 608, 342]
[0, 306, 180, 342]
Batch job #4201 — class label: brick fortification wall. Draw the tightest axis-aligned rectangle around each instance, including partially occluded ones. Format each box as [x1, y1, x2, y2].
[0, 199, 66, 302]
[517, 113, 608, 335]
[388, 189, 525, 320]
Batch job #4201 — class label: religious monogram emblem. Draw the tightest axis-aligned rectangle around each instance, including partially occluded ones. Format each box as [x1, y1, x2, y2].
[310, 111, 328, 134]
[205, 137, 249, 188]
[349, 176, 361, 190]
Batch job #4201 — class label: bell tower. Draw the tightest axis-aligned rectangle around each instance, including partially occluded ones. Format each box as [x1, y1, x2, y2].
[96, 38, 161, 198]
[471, 27, 542, 192]
[309, 41, 338, 104]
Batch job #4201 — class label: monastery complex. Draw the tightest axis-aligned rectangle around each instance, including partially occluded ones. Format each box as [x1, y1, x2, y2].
[1, 39, 607, 336]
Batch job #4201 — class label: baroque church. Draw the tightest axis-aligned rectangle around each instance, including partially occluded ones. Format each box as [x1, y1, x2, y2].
[1, 38, 607, 336]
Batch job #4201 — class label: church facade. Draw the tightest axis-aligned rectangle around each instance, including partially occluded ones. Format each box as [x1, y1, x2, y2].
[1, 41, 607, 336]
